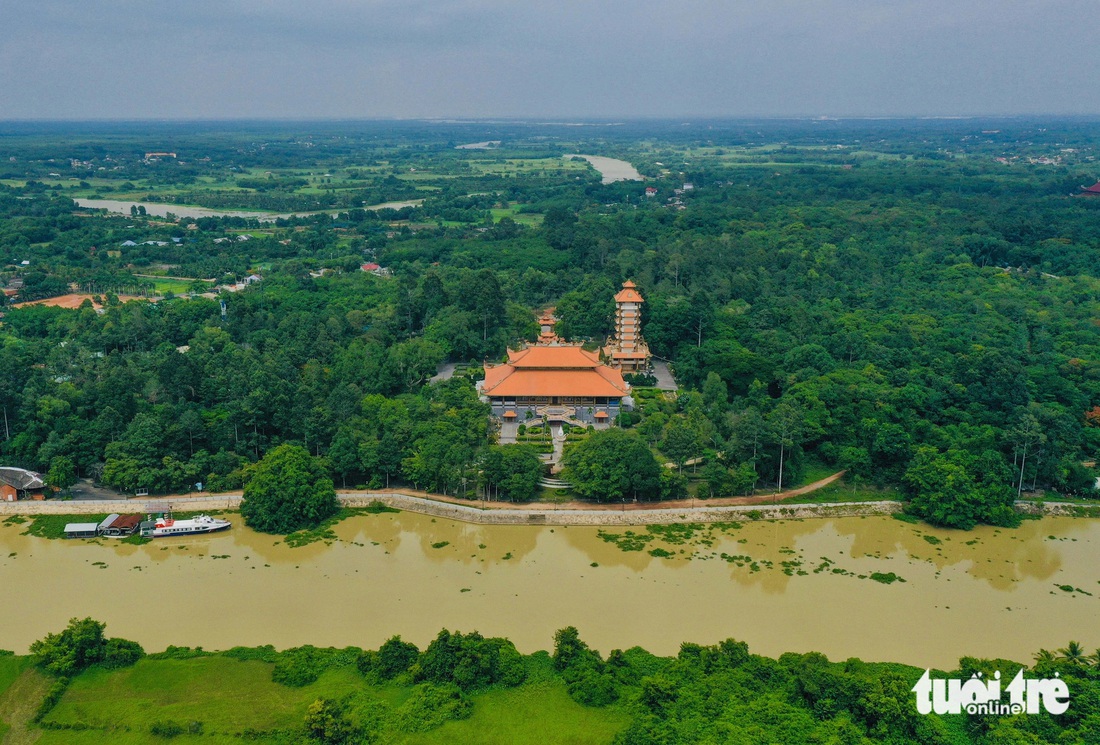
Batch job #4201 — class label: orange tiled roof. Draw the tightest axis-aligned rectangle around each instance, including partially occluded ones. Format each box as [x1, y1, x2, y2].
[507, 345, 602, 369]
[614, 280, 644, 303]
[483, 369, 629, 398]
[484, 345, 629, 398]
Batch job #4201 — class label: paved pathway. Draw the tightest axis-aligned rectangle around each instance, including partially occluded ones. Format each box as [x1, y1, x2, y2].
[357, 471, 847, 512]
[429, 362, 457, 384]
[498, 421, 519, 445]
[549, 423, 565, 467]
[650, 360, 677, 391]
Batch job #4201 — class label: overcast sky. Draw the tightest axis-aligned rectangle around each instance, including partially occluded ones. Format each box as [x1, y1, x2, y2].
[1, 0, 1097, 119]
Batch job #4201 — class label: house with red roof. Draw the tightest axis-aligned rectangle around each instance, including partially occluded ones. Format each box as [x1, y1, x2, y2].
[0, 467, 47, 501]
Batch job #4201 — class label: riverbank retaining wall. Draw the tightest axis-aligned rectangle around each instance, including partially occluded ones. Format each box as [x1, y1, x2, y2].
[0, 493, 1095, 526]
[341, 493, 906, 525]
[0, 495, 242, 516]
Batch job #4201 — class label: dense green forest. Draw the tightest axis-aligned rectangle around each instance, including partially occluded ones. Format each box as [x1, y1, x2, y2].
[7, 617, 1099, 743]
[2, 119, 1100, 528]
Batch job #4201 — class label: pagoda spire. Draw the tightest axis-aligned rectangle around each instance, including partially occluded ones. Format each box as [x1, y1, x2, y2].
[604, 280, 650, 372]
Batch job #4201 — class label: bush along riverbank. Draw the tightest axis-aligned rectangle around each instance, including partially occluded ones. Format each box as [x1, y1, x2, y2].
[3, 618, 1099, 743]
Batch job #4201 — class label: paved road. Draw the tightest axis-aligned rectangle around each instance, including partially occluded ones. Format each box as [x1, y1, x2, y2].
[650, 360, 677, 391]
[429, 362, 457, 384]
[68, 478, 129, 501]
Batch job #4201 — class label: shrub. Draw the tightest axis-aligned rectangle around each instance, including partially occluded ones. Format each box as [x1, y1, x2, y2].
[33, 677, 70, 722]
[416, 630, 526, 692]
[102, 638, 145, 668]
[273, 646, 336, 687]
[147, 646, 212, 661]
[30, 617, 106, 676]
[304, 697, 356, 743]
[150, 721, 185, 738]
[567, 666, 619, 707]
[30, 618, 143, 676]
[221, 645, 278, 663]
[394, 683, 472, 733]
[553, 626, 622, 707]
[376, 636, 419, 679]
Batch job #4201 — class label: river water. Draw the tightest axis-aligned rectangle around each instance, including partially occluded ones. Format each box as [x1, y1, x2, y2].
[564, 155, 643, 184]
[1, 514, 1096, 668]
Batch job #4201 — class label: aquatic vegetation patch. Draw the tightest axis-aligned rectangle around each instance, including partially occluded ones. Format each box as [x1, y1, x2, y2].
[597, 529, 652, 552]
[870, 572, 905, 584]
[645, 523, 704, 545]
[891, 512, 921, 524]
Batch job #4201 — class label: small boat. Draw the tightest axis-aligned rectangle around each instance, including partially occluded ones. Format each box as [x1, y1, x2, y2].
[142, 513, 231, 538]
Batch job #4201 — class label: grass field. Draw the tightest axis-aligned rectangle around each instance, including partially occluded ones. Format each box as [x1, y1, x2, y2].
[44, 658, 362, 735]
[0, 655, 27, 699]
[150, 277, 203, 295]
[35, 654, 627, 744]
[783, 480, 903, 505]
[403, 679, 628, 745]
[795, 461, 838, 486]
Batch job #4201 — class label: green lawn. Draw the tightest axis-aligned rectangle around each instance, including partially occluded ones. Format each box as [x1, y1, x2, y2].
[796, 461, 839, 486]
[400, 679, 628, 745]
[0, 655, 27, 699]
[38, 655, 628, 744]
[783, 481, 903, 505]
[151, 277, 206, 295]
[44, 657, 360, 735]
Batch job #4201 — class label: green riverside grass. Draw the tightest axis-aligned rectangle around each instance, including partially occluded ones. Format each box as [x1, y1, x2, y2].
[35, 654, 627, 744]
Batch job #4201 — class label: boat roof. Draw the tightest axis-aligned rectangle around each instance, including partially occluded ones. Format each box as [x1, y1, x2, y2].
[64, 522, 99, 532]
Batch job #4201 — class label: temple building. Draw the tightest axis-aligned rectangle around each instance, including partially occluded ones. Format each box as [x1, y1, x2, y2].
[481, 281, 652, 425]
[481, 344, 629, 425]
[603, 280, 651, 373]
[536, 311, 560, 345]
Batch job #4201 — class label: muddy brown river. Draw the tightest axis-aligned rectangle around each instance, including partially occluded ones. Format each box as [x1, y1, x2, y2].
[1, 513, 1097, 668]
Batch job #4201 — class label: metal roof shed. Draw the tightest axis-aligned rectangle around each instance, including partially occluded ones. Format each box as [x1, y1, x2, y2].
[64, 522, 100, 539]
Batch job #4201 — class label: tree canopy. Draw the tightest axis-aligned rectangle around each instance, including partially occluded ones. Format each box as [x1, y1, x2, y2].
[241, 443, 339, 534]
[562, 429, 662, 502]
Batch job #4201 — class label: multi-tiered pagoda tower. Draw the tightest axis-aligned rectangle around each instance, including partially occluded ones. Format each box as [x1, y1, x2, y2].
[604, 280, 650, 373]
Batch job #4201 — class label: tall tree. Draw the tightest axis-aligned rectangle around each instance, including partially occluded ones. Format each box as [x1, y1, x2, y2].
[1009, 410, 1045, 498]
[241, 443, 339, 534]
[769, 402, 804, 493]
[562, 429, 661, 502]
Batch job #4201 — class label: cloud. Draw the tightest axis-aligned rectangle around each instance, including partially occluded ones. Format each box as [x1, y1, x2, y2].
[0, 0, 1097, 118]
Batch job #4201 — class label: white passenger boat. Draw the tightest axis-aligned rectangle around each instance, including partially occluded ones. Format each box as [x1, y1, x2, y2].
[144, 513, 231, 537]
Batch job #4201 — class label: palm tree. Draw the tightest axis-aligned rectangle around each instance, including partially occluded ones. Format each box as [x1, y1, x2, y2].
[1089, 649, 1100, 669]
[1057, 641, 1087, 666]
[1034, 648, 1056, 665]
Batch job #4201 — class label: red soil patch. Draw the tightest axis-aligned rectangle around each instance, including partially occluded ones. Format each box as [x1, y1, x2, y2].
[13, 293, 154, 309]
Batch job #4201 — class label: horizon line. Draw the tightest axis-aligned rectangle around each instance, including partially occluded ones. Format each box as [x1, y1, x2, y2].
[3, 113, 1100, 125]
